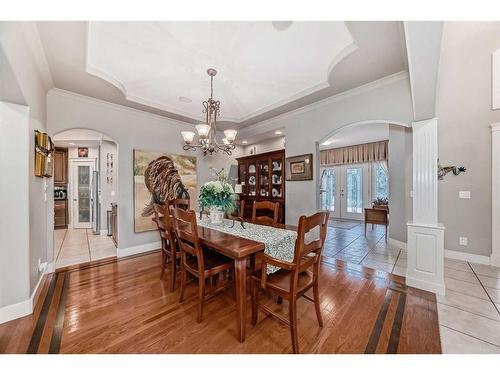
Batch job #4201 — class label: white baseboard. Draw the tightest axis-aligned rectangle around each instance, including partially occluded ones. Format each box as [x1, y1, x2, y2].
[388, 237, 407, 251]
[444, 249, 491, 265]
[117, 241, 161, 258]
[388, 239, 491, 265]
[0, 271, 49, 324]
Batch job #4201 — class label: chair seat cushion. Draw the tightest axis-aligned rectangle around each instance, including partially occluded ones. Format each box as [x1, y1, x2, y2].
[186, 249, 233, 272]
[251, 268, 314, 294]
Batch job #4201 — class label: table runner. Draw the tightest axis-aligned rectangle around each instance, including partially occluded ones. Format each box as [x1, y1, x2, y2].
[198, 217, 297, 274]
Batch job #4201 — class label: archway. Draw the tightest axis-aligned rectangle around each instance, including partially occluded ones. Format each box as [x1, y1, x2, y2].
[49, 128, 119, 270]
[315, 118, 445, 295]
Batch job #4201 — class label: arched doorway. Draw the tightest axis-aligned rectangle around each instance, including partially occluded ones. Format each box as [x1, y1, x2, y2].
[315, 118, 445, 295]
[50, 128, 119, 269]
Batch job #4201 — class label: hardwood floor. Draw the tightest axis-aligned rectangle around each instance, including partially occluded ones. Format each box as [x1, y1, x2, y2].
[0, 251, 441, 354]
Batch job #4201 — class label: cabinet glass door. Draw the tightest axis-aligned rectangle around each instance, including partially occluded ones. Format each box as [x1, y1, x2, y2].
[247, 162, 257, 196]
[258, 159, 270, 197]
[270, 157, 283, 198]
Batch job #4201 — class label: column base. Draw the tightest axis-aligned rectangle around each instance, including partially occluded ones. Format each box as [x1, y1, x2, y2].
[406, 222, 445, 295]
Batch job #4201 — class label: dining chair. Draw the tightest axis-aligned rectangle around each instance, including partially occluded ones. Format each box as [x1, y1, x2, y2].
[250, 211, 330, 354]
[252, 200, 280, 225]
[239, 200, 245, 219]
[168, 198, 190, 211]
[364, 208, 388, 240]
[153, 203, 181, 291]
[172, 208, 234, 323]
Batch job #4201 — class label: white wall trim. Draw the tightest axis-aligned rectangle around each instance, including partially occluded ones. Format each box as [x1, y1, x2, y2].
[239, 71, 410, 138]
[0, 272, 49, 325]
[388, 237, 407, 251]
[491, 122, 500, 267]
[387, 238, 490, 266]
[117, 241, 161, 258]
[444, 249, 491, 266]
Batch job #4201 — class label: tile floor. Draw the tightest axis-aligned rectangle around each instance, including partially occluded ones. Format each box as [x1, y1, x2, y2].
[54, 228, 116, 269]
[323, 219, 500, 354]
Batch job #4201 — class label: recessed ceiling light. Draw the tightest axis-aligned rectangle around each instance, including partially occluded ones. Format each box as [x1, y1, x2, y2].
[275, 130, 283, 135]
[242, 140, 248, 144]
[178, 96, 192, 103]
[69, 142, 76, 146]
[272, 21, 293, 31]
[321, 140, 332, 146]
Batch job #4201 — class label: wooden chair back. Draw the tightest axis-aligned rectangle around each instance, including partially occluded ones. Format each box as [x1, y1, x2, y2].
[153, 203, 174, 238]
[252, 200, 279, 225]
[168, 198, 190, 212]
[364, 208, 388, 225]
[260, 211, 329, 290]
[171, 208, 204, 271]
[293, 211, 330, 273]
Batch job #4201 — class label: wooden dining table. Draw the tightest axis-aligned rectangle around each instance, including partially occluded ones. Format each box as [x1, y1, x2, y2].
[154, 214, 295, 343]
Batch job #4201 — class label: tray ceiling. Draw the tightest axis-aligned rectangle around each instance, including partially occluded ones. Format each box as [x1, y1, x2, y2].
[86, 21, 356, 123]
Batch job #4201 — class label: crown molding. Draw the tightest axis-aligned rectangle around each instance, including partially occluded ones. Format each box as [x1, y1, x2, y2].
[48, 88, 196, 129]
[21, 22, 54, 91]
[239, 70, 409, 138]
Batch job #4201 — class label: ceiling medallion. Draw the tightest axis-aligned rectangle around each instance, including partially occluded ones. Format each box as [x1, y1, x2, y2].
[181, 69, 237, 156]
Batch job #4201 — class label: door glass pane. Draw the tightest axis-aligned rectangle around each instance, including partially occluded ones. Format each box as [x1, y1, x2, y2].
[374, 162, 389, 200]
[320, 169, 336, 211]
[346, 167, 363, 213]
[78, 165, 91, 222]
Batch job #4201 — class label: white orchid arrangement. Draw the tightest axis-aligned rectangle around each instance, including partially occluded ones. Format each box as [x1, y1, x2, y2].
[199, 168, 235, 213]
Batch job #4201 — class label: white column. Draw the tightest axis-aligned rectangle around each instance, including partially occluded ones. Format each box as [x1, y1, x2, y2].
[491, 123, 500, 267]
[407, 118, 445, 295]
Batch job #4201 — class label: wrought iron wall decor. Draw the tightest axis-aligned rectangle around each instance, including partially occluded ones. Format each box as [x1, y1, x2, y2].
[438, 164, 466, 180]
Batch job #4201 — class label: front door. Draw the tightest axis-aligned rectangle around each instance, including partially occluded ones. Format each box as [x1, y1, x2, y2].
[320, 163, 370, 221]
[72, 160, 95, 229]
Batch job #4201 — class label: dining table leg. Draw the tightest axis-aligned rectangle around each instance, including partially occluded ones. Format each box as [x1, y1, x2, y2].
[234, 257, 247, 343]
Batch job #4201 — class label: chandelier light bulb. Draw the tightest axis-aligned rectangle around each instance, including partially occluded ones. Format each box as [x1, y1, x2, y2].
[195, 124, 210, 139]
[223, 129, 237, 142]
[181, 131, 195, 144]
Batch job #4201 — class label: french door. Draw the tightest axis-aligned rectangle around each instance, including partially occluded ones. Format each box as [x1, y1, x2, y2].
[71, 160, 95, 229]
[320, 163, 370, 221]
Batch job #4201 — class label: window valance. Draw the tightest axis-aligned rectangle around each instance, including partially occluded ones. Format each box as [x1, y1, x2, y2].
[320, 140, 388, 166]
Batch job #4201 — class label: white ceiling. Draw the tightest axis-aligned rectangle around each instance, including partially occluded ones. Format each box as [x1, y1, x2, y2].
[319, 123, 389, 149]
[36, 21, 407, 129]
[86, 21, 354, 123]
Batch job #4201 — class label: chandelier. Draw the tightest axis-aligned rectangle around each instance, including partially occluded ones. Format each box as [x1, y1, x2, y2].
[181, 68, 237, 155]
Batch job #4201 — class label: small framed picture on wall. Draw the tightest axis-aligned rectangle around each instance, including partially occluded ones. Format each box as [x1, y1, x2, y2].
[285, 153, 313, 181]
[78, 147, 89, 158]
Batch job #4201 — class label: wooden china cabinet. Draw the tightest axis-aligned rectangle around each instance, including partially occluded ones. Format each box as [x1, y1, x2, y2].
[236, 149, 285, 223]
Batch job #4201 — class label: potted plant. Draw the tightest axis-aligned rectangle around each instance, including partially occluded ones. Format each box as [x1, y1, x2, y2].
[372, 197, 389, 212]
[199, 168, 235, 224]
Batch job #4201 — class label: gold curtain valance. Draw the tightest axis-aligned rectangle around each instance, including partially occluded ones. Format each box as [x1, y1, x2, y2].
[320, 140, 388, 166]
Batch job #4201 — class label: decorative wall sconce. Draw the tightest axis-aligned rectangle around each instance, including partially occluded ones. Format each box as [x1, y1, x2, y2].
[438, 164, 466, 180]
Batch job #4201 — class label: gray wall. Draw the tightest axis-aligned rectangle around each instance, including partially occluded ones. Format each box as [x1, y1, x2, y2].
[242, 77, 414, 225]
[388, 125, 413, 243]
[0, 22, 50, 297]
[242, 137, 285, 156]
[47, 89, 240, 253]
[436, 22, 500, 256]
